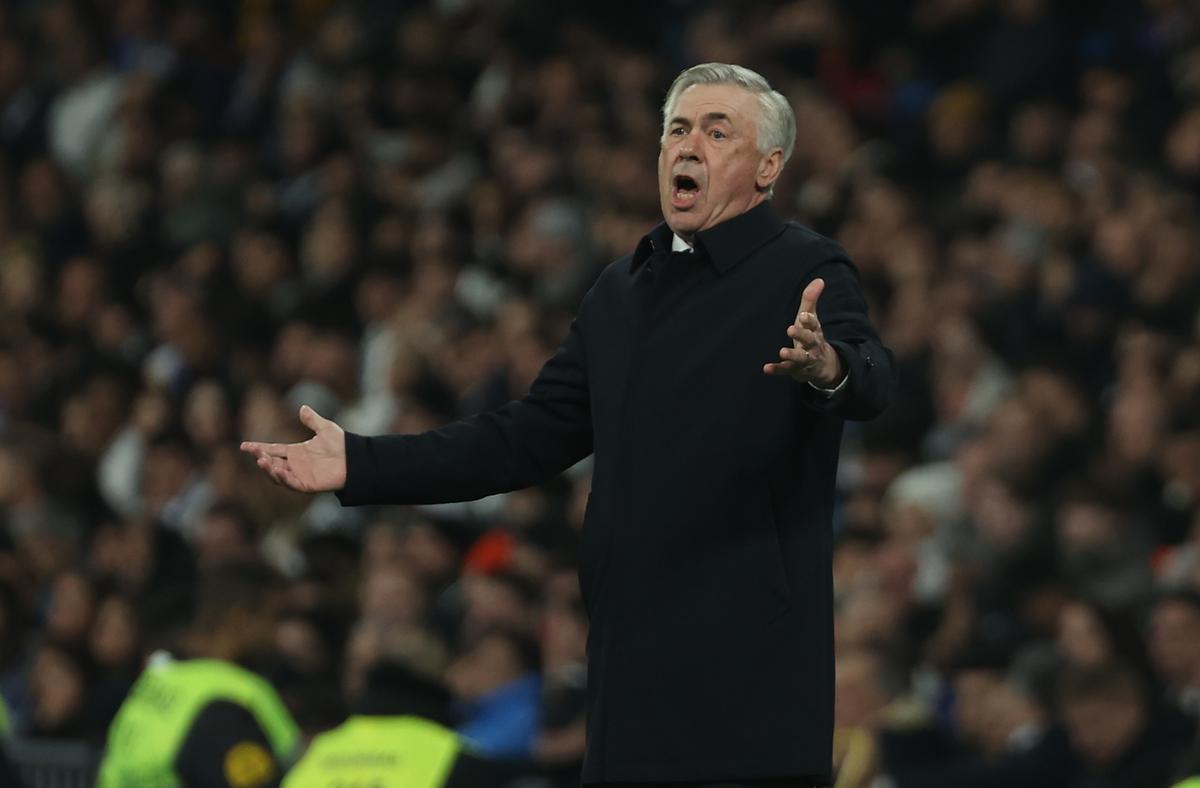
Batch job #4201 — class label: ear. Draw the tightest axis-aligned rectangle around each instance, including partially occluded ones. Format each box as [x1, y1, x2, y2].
[756, 149, 784, 192]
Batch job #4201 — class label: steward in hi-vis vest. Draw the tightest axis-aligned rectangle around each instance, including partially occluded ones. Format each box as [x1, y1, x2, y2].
[99, 562, 299, 788]
[99, 654, 299, 787]
[284, 660, 500, 788]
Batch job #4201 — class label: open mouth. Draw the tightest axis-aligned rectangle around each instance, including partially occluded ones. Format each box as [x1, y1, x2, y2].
[672, 174, 700, 206]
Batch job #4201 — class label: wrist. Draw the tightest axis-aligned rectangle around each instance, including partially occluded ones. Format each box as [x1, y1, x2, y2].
[815, 353, 844, 387]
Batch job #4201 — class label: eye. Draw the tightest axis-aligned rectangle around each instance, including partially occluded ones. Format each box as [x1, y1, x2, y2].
[670, 126, 686, 136]
[711, 129, 727, 140]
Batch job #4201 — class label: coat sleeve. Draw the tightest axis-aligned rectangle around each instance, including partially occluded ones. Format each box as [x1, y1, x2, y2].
[794, 256, 896, 421]
[336, 311, 593, 506]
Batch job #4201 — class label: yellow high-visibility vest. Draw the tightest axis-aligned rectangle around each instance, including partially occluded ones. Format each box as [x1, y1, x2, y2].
[284, 715, 463, 788]
[98, 656, 299, 788]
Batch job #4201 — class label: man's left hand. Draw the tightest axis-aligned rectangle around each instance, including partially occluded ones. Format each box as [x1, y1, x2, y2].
[762, 277, 844, 387]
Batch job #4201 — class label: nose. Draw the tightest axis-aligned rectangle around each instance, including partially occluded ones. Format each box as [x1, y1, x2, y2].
[677, 130, 700, 161]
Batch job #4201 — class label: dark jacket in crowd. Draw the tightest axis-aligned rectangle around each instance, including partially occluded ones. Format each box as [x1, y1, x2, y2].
[1067, 705, 1196, 788]
[889, 726, 1076, 788]
[337, 202, 896, 783]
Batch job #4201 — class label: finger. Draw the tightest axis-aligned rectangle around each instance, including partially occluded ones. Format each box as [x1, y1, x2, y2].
[298, 405, 330, 434]
[261, 455, 304, 490]
[256, 455, 284, 486]
[787, 327, 820, 348]
[780, 346, 819, 363]
[274, 464, 303, 491]
[794, 312, 821, 331]
[260, 453, 310, 491]
[797, 277, 825, 319]
[763, 360, 798, 376]
[241, 441, 288, 459]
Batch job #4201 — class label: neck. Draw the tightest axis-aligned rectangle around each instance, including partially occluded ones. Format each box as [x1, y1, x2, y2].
[675, 191, 770, 243]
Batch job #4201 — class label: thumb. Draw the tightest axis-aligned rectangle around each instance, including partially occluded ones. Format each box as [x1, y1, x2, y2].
[298, 404, 330, 434]
[798, 277, 825, 319]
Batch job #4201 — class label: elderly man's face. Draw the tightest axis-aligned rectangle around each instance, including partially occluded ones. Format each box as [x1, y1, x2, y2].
[659, 83, 780, 239]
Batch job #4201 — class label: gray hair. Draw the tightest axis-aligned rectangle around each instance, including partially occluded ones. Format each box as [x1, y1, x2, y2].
[661, 63, 796, 197]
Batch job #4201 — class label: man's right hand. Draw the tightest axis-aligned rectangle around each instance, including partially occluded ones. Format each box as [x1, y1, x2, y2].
[240, 405, 347, 493]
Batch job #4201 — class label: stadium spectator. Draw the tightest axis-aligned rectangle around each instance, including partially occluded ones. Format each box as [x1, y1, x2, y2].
[285, 658, 502, 788]
[98, 562, 300, 788]
[86, 592, 141, 732]
[1148, 590, 1200, 717]
[27, 641, 89, 739]
[194, 500, 259, 569]
[445, 626, 542, 761]
[1058, 661, 1194, 788]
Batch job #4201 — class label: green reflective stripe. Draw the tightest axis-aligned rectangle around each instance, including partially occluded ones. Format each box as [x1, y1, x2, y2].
[284, 716, 462, 788]
[1172, 779, 1200, 788]
[0, 693, 10, 736]
[98, 658, 300, 788]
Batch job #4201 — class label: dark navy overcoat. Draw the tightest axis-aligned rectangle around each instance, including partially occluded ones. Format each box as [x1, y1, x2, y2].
[338, 202, 896, 784]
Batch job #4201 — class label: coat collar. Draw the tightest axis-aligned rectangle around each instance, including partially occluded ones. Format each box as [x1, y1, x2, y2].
[631, 201, 786, 275]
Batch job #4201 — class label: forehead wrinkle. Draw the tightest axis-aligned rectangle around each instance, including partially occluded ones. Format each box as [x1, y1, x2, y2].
[666, 111, 736, 128]
[674, 85, 756, 116]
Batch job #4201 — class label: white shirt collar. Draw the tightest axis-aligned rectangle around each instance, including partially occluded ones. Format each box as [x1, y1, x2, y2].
[671, 233, 694, 253]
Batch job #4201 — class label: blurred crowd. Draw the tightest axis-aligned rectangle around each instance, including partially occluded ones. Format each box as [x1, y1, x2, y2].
[1, 0, 1200, 785]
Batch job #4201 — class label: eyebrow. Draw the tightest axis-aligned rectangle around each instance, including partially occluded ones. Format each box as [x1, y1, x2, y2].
[668, 112, 733, 126]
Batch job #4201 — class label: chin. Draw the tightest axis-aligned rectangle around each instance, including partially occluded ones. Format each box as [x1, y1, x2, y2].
[667, 213, 703, 237]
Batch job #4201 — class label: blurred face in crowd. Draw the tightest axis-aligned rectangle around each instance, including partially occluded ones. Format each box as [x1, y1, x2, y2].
[953, 668, 1003, 751]
[89, 595, 139, 669]
[1063, 691, 1145, 767]
[462, 574, 531, 637]
[274, 616, 329, 677]
[141, 442, 194, 514]
[445, 633, 525, 701]
[183, 380, 231, 450]
[1057, 501, 1120, 557]
[31, 644, 86, 734]
[360, 564, 426, 627]
[983, 682, 1043, 750]
[659, 83, 782, 241]
[835, 587, 903, 650]
[0, 447, 32, 505]
[46, 571, 94, 644]
[1058, 601, 1111, 668]
[196, 509, 255, 569]
[400, 522, 460, 583]
[362, 524, 405, 571]
[56, 256, 103, 330]
[972, 476, 1031, 550]
[341, 622, 449, 704]
[1148, 599, 1200, 688]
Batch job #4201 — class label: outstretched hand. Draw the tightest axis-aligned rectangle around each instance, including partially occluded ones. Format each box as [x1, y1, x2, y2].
[240, 405, 347, 493]
[762, 277, 843, 387]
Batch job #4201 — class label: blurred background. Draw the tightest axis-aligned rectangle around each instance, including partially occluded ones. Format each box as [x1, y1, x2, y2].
[1, 0, 1200, 786]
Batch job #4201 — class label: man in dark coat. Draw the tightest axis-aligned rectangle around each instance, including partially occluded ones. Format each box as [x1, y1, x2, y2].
[243, 63, 896, 787]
